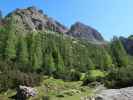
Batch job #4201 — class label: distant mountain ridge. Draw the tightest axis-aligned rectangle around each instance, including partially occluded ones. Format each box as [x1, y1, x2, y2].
[67, 22, 104, 41]
[2, 6, 104, 42]
[120, 37, 133, 55]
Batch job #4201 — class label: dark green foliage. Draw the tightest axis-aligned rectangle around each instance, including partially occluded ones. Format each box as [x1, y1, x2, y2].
[0, 61, 42, 92]
[54, 69, 81, 81]
[4, 18, 18, 61]
[105, 65, 133, 88]
[32, 33, 43, 70]
[0, 20, 132, 92]
[99, 48, 113, 70]
[83, 70, 106, 85]
[43, 53, 56, 75]
[42, 96, 50, 100]
[0, 27, 7, 57]
[53, 49, 65, 73]
[111, 37, 128, 67]
[128, 35, 133, 39]
[16, 36, 29, 65]
[69, 69, 81, 81]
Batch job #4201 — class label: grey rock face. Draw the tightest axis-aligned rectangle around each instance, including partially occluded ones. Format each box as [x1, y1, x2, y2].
[67, 22, 104, 42]
[81, 87, 133, 100]
[94, 87, 133, 100]
[5, 6, 105, 42]
[6, 6, 68, 33]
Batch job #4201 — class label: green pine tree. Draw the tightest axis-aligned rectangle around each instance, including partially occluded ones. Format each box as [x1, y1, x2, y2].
[4, 17, 17, 61]
[44, 53, 56, 75]
[0, 27, 7, 58]
[53, 49, 64, 72]
[34, 34, 43, 69]
[28, 33, 43, 70]
[111, 36, 128, 67]
[17, 36, 29, 65]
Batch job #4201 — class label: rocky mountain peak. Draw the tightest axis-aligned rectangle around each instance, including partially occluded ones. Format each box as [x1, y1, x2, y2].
[67, 22, 104, 42]
[6, 6, 68, 33]
[5, 6, 104, 42]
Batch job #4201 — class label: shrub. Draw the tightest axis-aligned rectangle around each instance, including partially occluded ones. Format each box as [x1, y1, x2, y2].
[42, 96, 50, 100]
[106, 66, 133, 88]
[83, 70, 106, 85]
[54, 69, 81, 81]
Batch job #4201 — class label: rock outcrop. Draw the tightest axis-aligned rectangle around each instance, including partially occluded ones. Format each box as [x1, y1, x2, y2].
[5, 7, 104, 41]
[4, 6, 104, 42]
[6, 6, 68, 33]
[15, 85, 37, 100]
[81, 87, 133, 100]
[67, 22, 104, 42]
[95, 87, 133, 100]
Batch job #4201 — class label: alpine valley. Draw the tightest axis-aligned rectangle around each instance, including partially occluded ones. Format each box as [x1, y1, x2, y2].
[0, 7, 133, 100]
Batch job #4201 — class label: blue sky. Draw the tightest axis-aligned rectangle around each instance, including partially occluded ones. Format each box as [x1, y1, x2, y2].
[0, 0, 133, 40]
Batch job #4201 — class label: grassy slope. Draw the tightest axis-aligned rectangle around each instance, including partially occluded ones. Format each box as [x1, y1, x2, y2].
[0, 76, 93, 100]
[31, 77, 93, 100]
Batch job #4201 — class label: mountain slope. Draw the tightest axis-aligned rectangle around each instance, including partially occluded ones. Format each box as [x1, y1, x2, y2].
[6, 6, 68, 33]
[67, 22, 104, 42]
[5, 6, 104, 42]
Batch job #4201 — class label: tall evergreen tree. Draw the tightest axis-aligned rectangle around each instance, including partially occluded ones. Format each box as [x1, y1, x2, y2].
[86, 57, 95, 70]
[63, 40, 73, 68]
[53, 49, 64, 73]
[17, 36, 29, 65]
[102, 48, 113, 70]
[111, 36, 128, 67]
[34, 34, 43, 69]
[28, 33, 43, 70]
[44, 53, 56, 75]
[0, 27, 7, 58]
[4, 17, 17, 61]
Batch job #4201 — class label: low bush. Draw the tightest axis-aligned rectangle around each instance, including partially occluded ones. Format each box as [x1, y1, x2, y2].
[105, 66, 133, 88]
[83, 70, 106, 85]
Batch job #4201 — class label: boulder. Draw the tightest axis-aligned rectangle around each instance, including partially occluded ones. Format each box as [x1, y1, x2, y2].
[15, 85, 37, 100]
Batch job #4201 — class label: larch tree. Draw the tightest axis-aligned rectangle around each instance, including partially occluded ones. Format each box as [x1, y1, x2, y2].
[111, 36, 128, 67]
[4, 17, 18, 61]
[16, 36, 29, 65]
